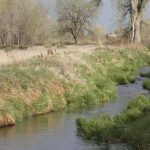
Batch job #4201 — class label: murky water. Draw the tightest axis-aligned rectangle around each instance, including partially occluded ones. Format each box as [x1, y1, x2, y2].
[0, 67, 150, 150]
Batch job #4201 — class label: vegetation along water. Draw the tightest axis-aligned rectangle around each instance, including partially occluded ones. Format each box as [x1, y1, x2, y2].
[0, 47, 150, 128]
[0, 0, 150, 150]
[76, 68, 150, 149]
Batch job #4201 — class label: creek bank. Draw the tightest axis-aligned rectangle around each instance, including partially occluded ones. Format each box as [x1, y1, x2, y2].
[76, 69, 150, 150]
[0, 47, 150, 128]
[0, 66, 150, 150]
[142, 71, 150, 90]
[76, 95, 150, 150]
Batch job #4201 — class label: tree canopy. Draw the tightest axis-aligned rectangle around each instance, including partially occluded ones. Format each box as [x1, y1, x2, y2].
[56, 0, 101, 44]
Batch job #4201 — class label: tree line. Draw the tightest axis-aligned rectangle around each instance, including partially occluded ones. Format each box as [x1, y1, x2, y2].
[0, 0, 149, 49]
[0, 0, 51, 48]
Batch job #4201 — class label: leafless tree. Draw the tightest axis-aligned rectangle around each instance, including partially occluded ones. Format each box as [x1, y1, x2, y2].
[96, 0, 150, 44]
[0, 0, 51, 48]
[56, 0, 101, 44]
[114, 0, 150, 44]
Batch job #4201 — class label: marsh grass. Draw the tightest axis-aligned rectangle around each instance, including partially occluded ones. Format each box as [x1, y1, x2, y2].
[141, 71, 150, 91]
[143, 79, 150, 90]
[140, 72, 150, 78]
[2, 98, 32, 121]
[67, 47, 150, 110]
[0, 46, 150, 126]
[76, 95, 150, 149]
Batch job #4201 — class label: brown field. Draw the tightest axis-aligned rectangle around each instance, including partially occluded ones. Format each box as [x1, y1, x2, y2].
[0, 45, 99, 65]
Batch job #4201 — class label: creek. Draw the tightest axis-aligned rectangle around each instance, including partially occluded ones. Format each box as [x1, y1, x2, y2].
[0, 67, 150, 150]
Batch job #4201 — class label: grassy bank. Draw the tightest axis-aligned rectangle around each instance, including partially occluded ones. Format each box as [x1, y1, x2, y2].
[141, 71, 150, 91]
[0, 46, 150, 127]
[141, 72, 150, 78]
[76, 95, 150, 150]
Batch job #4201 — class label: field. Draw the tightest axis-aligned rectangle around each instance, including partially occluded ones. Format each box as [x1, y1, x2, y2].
[0, 45, 150, 127]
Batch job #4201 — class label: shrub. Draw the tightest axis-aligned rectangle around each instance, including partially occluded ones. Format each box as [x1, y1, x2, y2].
[76, 95, 150, 149]
[143, 79, 150, 90]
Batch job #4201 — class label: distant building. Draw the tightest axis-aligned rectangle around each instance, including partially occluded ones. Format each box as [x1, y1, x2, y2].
[107, 33, 118, 38]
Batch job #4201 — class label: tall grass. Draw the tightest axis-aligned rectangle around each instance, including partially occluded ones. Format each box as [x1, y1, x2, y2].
[143, 79, 150, 90]
[66, 47, 150, 110]
[0, 46, 150, 127]
[76, 95, 150, 149]
[141, 71, 150, 91]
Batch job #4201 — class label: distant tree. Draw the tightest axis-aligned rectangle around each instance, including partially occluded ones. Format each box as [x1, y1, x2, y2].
[87, 25, 106, 42]
[96, 0, 150, 44]
[56, 0, 101, 44]
[0, 0, 51, 48]
[114, 0, 150, 44]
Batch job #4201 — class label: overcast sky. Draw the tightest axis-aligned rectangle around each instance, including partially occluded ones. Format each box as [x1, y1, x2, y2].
[97, 0, 150, 32]
[50, 0, 150, 32]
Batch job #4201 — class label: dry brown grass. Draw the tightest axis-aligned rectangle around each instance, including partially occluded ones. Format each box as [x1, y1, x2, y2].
[0, 114, 15, 127]
[0, 45, 99, 66]
[0, 46, 48, 65]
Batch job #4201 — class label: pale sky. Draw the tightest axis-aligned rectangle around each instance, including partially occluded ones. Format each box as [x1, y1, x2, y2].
[97, 0, 150, 32]
[50, 0, 150, 32]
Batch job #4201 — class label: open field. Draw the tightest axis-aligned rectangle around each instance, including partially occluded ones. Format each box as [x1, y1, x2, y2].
[0, 45, 99, 65]
[0, 45, 150, 128]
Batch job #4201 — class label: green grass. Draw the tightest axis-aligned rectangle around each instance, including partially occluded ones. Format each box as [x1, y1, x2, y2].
[143, 79, 150, 90]
[66, 48, 150, 110]
[66, 73, 116, 110]
[76, 95, 150, 149]
[0, 47, 150, 126]
[1, 98, 32, 121]
[141, 71, 150, 91]
[140, 72, 150, 78]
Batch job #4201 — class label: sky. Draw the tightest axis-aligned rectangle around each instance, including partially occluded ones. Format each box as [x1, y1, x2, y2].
[50, 0, 150, 32]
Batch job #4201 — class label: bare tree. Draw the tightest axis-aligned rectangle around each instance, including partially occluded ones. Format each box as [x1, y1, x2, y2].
[95, 0, 150, 44]
[56, 0, 100, 44]
[0, 0, 51, 48]
[114, 0, 149, 44]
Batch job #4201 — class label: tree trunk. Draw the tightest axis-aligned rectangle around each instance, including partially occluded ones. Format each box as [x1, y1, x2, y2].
[131, 14, 142, 44]
[134, 16, 141, 43]
[130, 0, 143, 44]
[74, 36, 78, 44]
[74, 23, 78, 44]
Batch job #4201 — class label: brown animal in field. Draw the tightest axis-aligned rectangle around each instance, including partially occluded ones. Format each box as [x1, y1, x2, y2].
[47, 48, 56, 55]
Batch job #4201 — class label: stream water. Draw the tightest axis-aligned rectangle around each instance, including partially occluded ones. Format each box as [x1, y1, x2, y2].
[0, 67, 150, 150]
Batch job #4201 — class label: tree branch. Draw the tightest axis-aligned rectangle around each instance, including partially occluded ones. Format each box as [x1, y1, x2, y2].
[141, 20, 150, 26]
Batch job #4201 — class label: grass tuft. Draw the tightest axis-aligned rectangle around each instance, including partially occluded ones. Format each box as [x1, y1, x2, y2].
[143, 79, 150, 90]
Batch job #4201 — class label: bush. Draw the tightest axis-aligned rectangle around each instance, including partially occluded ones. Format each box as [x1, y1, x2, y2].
[140, 72, 150, 78]
[143, 79, 150, 90]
